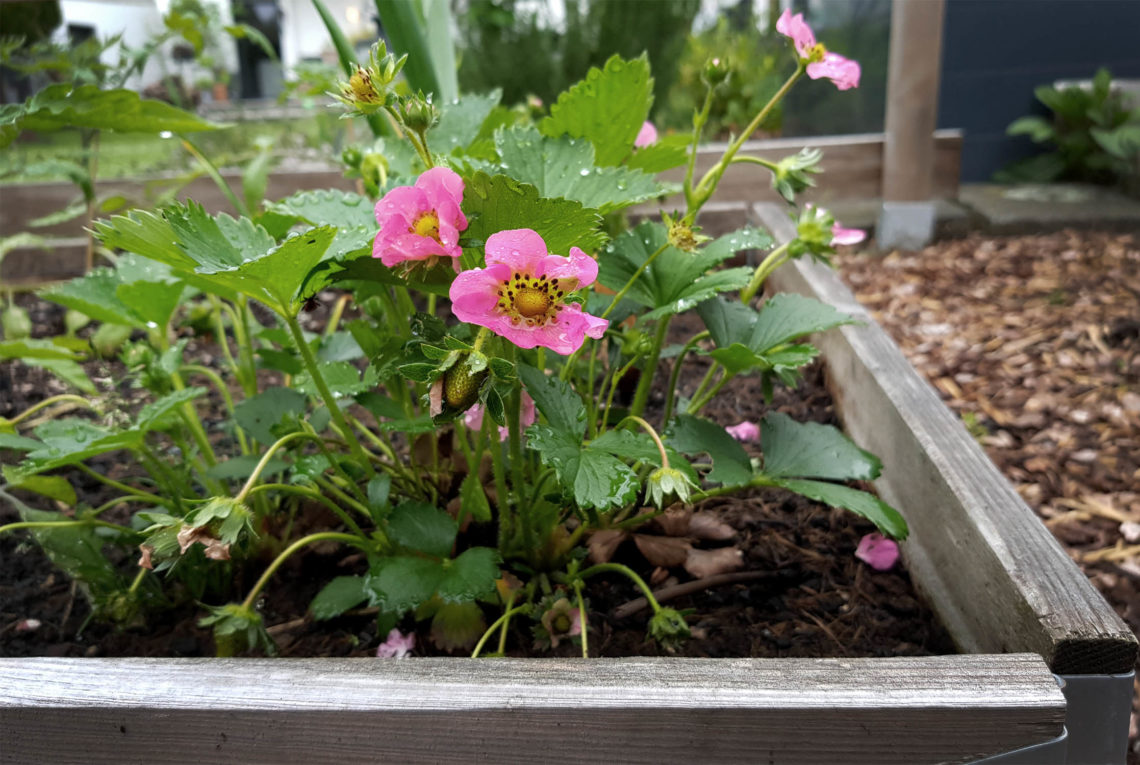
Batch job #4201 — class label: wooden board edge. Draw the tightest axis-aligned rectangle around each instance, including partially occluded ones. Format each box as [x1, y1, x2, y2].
[756, 202, 1137, 674]
[0, 654, 1064, 765]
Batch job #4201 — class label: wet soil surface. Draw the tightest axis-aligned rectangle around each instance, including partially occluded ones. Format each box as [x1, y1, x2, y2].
[1, 284, 952, 663]
[837, 229, 1140, 760]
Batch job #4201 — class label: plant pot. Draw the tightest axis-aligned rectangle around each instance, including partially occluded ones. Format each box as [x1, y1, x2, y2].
[1, 202, 1133, 763]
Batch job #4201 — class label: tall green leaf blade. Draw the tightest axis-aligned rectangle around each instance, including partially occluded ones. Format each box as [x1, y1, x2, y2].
[375, 0, 442, 97]
[772, 479, 908, 539]
[760, 412, 881, 481]
[540, 54, 653, 166]
[461, 173, 606, 263]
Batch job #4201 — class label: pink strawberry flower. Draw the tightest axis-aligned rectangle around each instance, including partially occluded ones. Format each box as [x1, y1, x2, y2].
[725, 421, 760, 443]
[635, 121, 658, 148]
[372, 166, 467, 268]
[449, 229, 607, 355]
[776, 9, 861, 91]
[830, 223, 866, 246]
[855, 532, 900, 571]
[376, 628, 416, 658]
[464, 391, 536, 441]
[808, 53, 861, 91]
[776, 9, 817, 59]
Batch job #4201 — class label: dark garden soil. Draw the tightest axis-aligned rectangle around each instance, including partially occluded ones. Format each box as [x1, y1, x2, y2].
[836, 229, 1140, 760]
[0, 283, 955, 663]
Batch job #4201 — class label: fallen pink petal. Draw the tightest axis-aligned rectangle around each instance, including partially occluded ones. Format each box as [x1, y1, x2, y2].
[373, 166, 467, 268]
[449, 228, 607, 355]
[831, 223, 866, 246]
[855, 533, 900, 571]
[725, 420, 760, 442]
[635, 121, 658, 148]
[376, 628, 416, 658]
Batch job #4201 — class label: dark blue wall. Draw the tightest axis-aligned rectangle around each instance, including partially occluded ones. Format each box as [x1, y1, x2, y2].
[938, 0, 1140, 182]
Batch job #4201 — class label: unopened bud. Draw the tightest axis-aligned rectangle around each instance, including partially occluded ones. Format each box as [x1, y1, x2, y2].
[703, 57, 730, 88]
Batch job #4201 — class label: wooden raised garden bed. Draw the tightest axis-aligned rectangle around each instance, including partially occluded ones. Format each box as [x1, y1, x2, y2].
[1, 199, 1133, 765]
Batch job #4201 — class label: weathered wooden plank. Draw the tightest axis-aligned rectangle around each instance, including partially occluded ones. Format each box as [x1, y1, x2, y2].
[0, 654, 1064, 764]
[758, 203, 1138, 675]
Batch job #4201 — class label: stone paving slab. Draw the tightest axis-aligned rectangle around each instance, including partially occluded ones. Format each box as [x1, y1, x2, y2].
[957, 183, 1140, 234]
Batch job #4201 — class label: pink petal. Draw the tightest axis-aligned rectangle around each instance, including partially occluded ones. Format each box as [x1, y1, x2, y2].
[830, 223, 866, 246]
[376, 628, 416, 658]
[725, 421, 760, 443]
[776, 9, 816, 59]
[450, 265, 509, 322]
[536, 246, 598, 289]
[463, 404, 485, 432]
[485, 229, 549, 273]
[635, 121, 657, 148]
[416, 166, 464, 206]
[807, 52, 861, 91]
[378, 232, 448, 267]
[855, 533, 899, 571]
[374, 185, 429, 224]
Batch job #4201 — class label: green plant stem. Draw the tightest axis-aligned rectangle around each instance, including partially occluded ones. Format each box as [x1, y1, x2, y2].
[629, 316, 671, 418]
[687, 368, 734, 416]
[690, 474, 778, 503]
[687, 361, 721, 408]
[577, 562, 663, 615]
[728, 154, 781, 173]
[599, 351, 643, 436]
[505, 347, 533, 555]
[181, 364, 250, 456]
[573, 579, 588, 658]
[312, 475, 372, 521]
[0, 518, 136, 537]
[208, 295, 242, 379]
[683, 87, 716, 212]
[663, 331, 709, 422]
[180, 135, 249, 217]
[75, 463, 172, 508]
[600, 242, 669, 321]
[496, 590, 516, 655]
[324, 295, 350, 338]
[616, 415, 670, 468]
[91, 495, 160, 517]
[236, 431, 317, 502]
[471, 600, 531, 658]
[231, 299, 260, 398]
[688, 64, 805, 222]
[284, 312, 375, 479]
[489, 417, 511, 552]
[301, 421, 369, 505]
[126, 567, 147, 595]
[240, 531, 370, 610]
[7, 394, 96, 426]
[247, 483, 368, 539]
[741, 241, 792, 304]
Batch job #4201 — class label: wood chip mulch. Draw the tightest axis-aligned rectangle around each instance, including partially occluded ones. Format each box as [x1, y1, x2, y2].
[836, 229, 1140, 759]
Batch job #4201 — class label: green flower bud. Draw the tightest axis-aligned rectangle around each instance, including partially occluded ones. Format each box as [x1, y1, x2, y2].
[648, 607, 690, 650]
[702, 56, 730, 88]
[646, 466, 699, 509]
[400, 94, 440, 133]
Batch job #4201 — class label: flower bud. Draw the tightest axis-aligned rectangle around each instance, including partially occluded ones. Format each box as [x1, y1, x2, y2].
[646, 466, 698, 509]
[648, 607, 690, 650]
[400, 94, 439, 133]
[702, 57, 730, 88]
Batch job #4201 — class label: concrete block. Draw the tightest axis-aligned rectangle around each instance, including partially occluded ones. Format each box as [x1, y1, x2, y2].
[877, 201, 936, 249]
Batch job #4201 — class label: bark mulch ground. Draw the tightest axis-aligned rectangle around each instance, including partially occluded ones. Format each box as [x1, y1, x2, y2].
[837, 229, 1140, 760]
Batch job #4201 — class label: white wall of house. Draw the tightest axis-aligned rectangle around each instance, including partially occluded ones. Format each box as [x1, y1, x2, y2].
[56, 0, 237, 93]
[278, 0, 374, 76]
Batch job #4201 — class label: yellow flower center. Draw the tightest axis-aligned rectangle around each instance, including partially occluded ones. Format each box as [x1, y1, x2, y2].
[412, 212, 441, 241]
[496, 272, 568, 327]
[552, 613, 572, 633]
[514, 287, 550, 318]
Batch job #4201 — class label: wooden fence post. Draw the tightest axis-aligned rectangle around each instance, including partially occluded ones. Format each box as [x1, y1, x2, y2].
[878, 0, 946, 249]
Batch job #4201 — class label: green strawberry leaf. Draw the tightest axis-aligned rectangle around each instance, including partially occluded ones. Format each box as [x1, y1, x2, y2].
[436, 547, 501, 603]
[310, 575, 369, 620]
[540, 54, 652, 166]
[387, 501, 457, 558]
[666, 414, 751, 488]
[517, 364, 586, 439]
[759, 412, 881, 481]
[771, 478, 908, 540]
